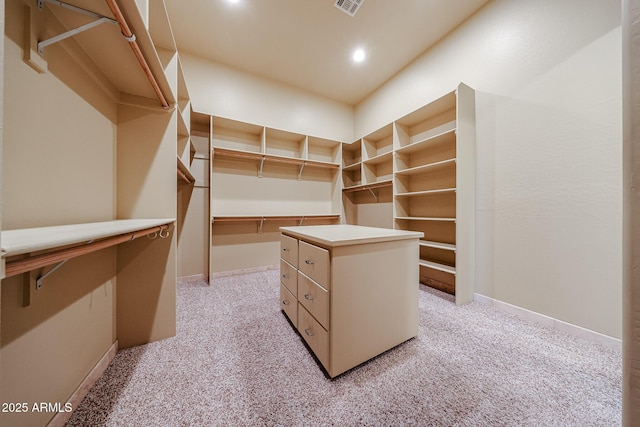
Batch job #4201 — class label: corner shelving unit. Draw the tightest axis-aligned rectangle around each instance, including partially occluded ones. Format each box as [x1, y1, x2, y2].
[393, 83, 475, 305]
[342, 83, 475, 304]
[341, 124, 394, 227]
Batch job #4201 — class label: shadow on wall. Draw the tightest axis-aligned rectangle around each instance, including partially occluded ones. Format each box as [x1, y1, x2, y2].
[1, 248, 117, 347]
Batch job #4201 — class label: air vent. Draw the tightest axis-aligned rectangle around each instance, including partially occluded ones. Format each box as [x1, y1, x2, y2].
[334, 0, 365, 17]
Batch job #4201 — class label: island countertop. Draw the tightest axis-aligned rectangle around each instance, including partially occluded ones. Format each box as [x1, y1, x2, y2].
[280, 224, 423, 248]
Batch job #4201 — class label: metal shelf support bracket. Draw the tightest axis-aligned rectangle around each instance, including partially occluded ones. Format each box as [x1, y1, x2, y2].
[37, 0, 118, 54]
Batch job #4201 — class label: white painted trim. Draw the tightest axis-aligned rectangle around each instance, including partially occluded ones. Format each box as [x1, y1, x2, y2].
[474, 294, 622, 352]
[47, 340, 118, 427]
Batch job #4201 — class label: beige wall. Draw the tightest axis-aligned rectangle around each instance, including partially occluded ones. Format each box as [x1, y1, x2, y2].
[355, 0, 623, 339]
[1, 1, 118, 425]
[181, 52, 354, 142]
[623, 0, 640, 423]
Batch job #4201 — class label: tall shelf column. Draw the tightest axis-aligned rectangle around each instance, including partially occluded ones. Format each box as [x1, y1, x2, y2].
[393, 83, 475, 305]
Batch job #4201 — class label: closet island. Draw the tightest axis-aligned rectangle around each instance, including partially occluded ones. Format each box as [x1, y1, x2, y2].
[279, 224, 423, 378]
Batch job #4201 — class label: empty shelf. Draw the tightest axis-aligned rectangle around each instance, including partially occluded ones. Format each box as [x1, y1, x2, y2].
[419, 259, 456, 275]
[342, 180, 393, 193]
[420, 240, 456, 252]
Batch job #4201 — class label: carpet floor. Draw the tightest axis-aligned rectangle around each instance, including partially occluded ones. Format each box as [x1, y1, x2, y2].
[67, 270, 622, 426]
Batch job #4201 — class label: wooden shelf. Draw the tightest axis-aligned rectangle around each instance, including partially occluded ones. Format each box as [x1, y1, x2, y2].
[395, 158, 456, 176]
[2, 219, 175, 278]
[419, 259, 456, 275]
[420, 240, 456, 252]
[177, 156, 195, 184]
[212, 147, 340, 170]
[395, 188, 456, 197]
[342, 162, 361, 172]
[212, 214, 340, 233]
[363, 151, 393, 165]
[342, 180, 393, 194]
[395, 216, 456, 222]
[212, 214, 340, 223]
[395, 125, 456, 155]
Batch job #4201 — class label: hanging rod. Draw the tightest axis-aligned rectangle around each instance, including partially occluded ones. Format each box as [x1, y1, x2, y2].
[4, 224, 170, 279]
[104, 0, 170, 109]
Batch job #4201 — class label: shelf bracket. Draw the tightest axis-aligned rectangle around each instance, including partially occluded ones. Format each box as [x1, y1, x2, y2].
[298, 162, 306, 180]
[368, 187, 379, 201]
[36, 259, 68, 290]
[258, 217, 265, 233]
[37, 0, 118, 54]
[35, 239, 94, 289]
[258, 156, 265, 178]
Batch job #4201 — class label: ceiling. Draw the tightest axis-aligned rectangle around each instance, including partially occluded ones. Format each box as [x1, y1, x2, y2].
[164, 0, 490, 106]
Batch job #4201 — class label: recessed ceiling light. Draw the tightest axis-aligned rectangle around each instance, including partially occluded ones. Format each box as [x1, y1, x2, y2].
[352, 48, 366, 63]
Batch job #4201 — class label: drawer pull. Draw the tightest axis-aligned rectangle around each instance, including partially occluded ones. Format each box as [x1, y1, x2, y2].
[282, 300, 290, 306]
[282, 274, 289, 279]
[304, 328, 314, 337]
[283, 248, 290, 252]
[305, 259, 314, 265]
[304, 293, 314, 301]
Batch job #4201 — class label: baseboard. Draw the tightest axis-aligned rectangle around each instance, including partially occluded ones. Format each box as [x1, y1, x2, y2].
[178, 273, 208, 282]
[473, 294, 622, 352]
[210, 264, 279, 279]
[47, 340, 118, 427]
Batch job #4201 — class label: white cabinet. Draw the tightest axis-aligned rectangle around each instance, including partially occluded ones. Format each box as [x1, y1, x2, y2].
[280, 224, 422, 378]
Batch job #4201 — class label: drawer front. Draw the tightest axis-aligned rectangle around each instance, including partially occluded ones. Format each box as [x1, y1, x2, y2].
[280, 284, 298, 328]
[298, 240, 330, 290]
[280, 259, 298, 298]
[280, 234, 299, 268]
[298, 271, 330, 330]
[297, 304, 329, 371]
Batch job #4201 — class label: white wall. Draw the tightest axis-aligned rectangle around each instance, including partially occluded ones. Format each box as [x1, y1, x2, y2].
[622, 0, 640, 422]
[181, 52, 354, 142]
[357, 0, 622, 338]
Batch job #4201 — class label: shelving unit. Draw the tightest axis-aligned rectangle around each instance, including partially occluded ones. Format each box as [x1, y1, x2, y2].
[212, 214, 340, 233]
[340, 83, 475, 304]
[341, 124, 394, 228]
[393, 83, 475, 305]
[208, 115, 342, 275]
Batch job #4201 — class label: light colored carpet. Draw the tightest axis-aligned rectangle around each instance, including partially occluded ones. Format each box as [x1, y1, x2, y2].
[67, 270, 621, 426]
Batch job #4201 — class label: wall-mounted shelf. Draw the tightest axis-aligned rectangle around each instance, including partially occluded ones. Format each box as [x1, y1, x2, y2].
[395, 158, 456, 176]
[342, 180, 392, 194]
[395, 188, 456, 197]
[394, 216, 456, 222]
[212, 147, 340, 174]
[2, 219, 175, 278]
[212, 214, 340, 233]
[177, 156, 195, 184]
[419, 259, 456, 275]
[420, 240, 456, 252]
